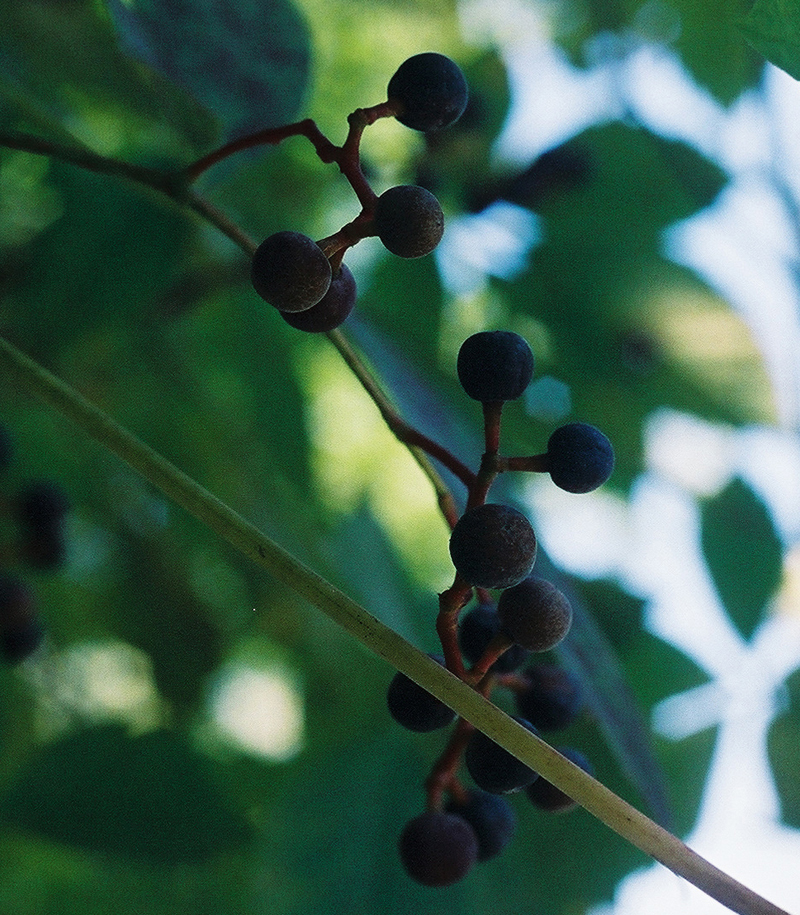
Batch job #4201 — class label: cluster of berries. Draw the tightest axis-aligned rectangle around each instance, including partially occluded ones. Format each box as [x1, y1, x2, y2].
[237, 50, 614, 887]
[0, 422, 69, 663]
[249, 53, 468, 332]
[388, 330, 613, 887]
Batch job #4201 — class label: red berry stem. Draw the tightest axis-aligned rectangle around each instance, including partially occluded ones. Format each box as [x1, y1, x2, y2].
[466, 631, 516, 685]
[436, 575, 473, 678]
[482, 400, 503, 454]
[183, 118, 339, 182]
[503, 453, 550, 473]
[425, 717, 474, 810]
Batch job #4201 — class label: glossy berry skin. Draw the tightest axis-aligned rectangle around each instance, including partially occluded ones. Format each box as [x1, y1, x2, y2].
[387, 52, 468, 132]
[458, 602, 529, 673]
[374, 185, 444, 258]
[526, 747, 593, 812]
[465, 716, 539, 794]
[251, 231, 332, 313]
[449, 503, 536, 590]
[446, 789, 516, 861]
[515, 664, 584, 731]
[280, 264, 356, 332]
[398, 810, 478, 886]
[547, 422, 614, 493]
[386, 654, 456, 732]
[497, 576, 572, 652]
[456, 331, 534, 402]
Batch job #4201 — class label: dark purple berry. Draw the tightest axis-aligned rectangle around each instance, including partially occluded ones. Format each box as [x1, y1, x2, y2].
[458, 602, 529, 673]
[250, 231, 332, 312]
[398, 810, 478, 886]
[374, 185, 444, 258]
[0, 574, 42, 663]
[547, 422, 614, 493]
[497, 576, 572, 652]
[465, 717, 539, 794]
[1, 618, 44, 663]
[280, 264, 356, 332]
[387, 53, 468, 132]
[387, 654, 456, 732]
[456, 331, 534, 402]
[515, 664, 584, 730]
[0, 573, 36, 629]
[445, 789, 516, 861]
[526, 747, 593, 812]
[16, 480, 69, 530]
[449, 503, 537, 590]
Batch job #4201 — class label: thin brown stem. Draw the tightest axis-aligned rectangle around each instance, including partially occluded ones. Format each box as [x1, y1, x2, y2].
[504, 453, 550, 473]
[425, 718, 475, 809]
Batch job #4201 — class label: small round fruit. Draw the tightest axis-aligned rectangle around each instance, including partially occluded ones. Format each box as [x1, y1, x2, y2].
[515, 664, 584, 730]
[465, 716, 539, 794]
[251, 231, 332, 312]
[547, 422, 614, 493]
[398, 810, 478, 886]
[280, 264, 356, 332]
[526, 747, 593, 812]
[458, 602, 529, 673]
[497, 576, 572, 652]
[456, 331, 534, 402]
[387, 52, 469, 132]
[374, 185, 444, 258]
[449, 503, 537, 590]
[386, 654, 456, 732]
[445, 789, 516, 861]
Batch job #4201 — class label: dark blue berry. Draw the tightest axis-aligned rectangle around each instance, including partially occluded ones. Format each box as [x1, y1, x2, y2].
[280, 264, 356, 332]
[458, 602, 529, 673]
[251, 231, 332, 312]
[465, 717, 539, 794]
[446, 789, 516, 861]
[387, 53, 468, 132]
[398, 810, 478, 886]
[457, 331, 534, 402]
[449, 503, 537, 590]
[0, 573, 42, 663]
[496, 576, 572, 652]
[547, 422, 614, 493]
[374, 185, 444, 258]
[526, 747, 593, 812]
[386, 655, 456, 732]
[515, 664, 584, 730]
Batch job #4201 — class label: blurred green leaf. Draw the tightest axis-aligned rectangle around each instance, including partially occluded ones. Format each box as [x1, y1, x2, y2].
[769, 667, 800, 827]
[701, 477, 783, 641]
[553, 570, 673, 827]
[106, 0, 311, 138]
[0, 725, 253, 863]
[742, 0, 800, 81]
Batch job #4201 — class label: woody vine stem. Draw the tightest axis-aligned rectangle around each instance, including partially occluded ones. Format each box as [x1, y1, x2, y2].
[0, 124, 789, 915]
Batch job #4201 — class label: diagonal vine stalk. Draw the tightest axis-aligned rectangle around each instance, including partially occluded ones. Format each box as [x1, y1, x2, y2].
[0, 334, 790, 915]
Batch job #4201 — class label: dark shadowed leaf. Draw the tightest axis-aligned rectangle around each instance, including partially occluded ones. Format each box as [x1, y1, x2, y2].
[0, 725, 252, 863]
[701, 477, 783, 641]
[768, 667, 800, 827]
[106, 0, 311, 137]
[742, 0, 800, 81]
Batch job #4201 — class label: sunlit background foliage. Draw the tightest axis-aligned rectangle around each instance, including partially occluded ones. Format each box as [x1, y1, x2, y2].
[1, 0, 800, 912]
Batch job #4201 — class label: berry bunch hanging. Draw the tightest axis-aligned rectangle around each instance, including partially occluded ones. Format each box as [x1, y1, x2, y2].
[386, 328, 611, 886]
[237, 52, 467, 333]
[211, 51, 614, 884]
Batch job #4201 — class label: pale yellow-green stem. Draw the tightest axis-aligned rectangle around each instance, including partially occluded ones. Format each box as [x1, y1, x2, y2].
[0, 335, 790, 915]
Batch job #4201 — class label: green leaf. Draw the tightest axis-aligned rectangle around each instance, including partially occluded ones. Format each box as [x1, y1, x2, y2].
[543, 562, 674, 827]
[742, 0, 800, 81]
[700, 477, 783, 641]
[768, 667, 800, 827]
[0, 725, 253, 863]
[106, 0, 311, 137]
